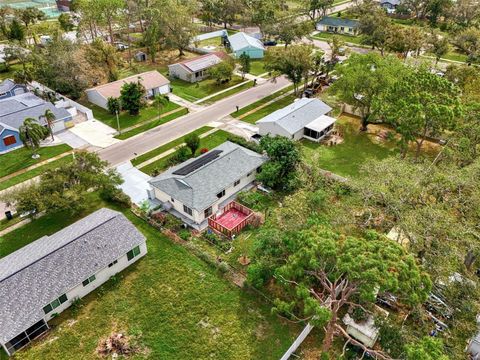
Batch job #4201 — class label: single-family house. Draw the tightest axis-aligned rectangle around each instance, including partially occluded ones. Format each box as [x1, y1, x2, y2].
[380, 0, 401, 13]
[227, 32, 265, 59]
[148, 141, 267, 229]
[168, 52, 228, 83]
[316, 17, 359, 35]
[0, 80, 28, 100]
[0, 93, 73, 153]
[86, 71, 171, 110]
[0, 208, 147, 356]
[256, 98, 335, 142]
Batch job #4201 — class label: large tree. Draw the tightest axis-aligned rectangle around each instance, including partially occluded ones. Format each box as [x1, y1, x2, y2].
[264, 12, 312, 47]
[272, 227, 431, 356]
[85, 38, 123, 82]
[2, 152, 123, 216]
[120, 80, 146, 115]
[264, 44, 313, 94]
[330, 53, 405, 131]
[380, 65, 461, 159]
[454, 27, 480, 65]
[303, 0, 334, 19]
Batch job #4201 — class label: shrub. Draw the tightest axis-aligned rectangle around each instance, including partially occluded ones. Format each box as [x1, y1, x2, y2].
[246, 263, 271, 288]
[167, 146, 191, 167]
[151, 211, 167, 225]
[107, 97, 121, 115]
[102, 188, 131, 208]
[200, 148, 209, 154]
[164, 213, 183, 231]
[204, 231, 219, 244]
[178, 229, 191, 241]
[227, 134, 262, 153]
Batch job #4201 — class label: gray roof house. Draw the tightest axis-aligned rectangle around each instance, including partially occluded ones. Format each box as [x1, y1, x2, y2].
[227, 32, 265, 59]
[0, 92, 73, 154]
[257, 98, 336, 142]
[148, 141, 267, 229]
[0, 79, 28, 100]
[168, 52, 229, 83]
[316, 16, 359, 35]
[0, 208, 147, 356]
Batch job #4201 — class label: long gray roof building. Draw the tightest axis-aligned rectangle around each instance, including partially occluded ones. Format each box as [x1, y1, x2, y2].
[149, 141, 267, 212]
[0, 208, 146, 350]
[0, 92, 71, 132]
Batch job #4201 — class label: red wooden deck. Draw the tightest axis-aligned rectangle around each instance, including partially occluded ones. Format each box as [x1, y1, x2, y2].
[208, 201, 254, 237]
[215, 208, 249, 230]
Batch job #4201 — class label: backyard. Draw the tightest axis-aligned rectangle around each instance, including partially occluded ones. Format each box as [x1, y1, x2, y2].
[0, 193, 306, 360]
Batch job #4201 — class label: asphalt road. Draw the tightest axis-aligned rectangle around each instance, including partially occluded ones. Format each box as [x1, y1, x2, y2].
[98, 76, 291, 166]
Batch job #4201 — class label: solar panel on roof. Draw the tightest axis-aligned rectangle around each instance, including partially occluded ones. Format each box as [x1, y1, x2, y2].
[173, 150, 223, 176]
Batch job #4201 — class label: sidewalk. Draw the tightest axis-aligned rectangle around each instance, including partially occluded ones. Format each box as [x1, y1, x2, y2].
[194, 79, 252, 104]
[168, 93, 205, 112]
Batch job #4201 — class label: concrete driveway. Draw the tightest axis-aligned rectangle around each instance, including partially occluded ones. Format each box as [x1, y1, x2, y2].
[116, 162, 152, 206]
[70, 119, 121, 149]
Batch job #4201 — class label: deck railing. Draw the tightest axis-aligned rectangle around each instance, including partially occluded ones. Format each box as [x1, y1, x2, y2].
[208, 201, 253, 238]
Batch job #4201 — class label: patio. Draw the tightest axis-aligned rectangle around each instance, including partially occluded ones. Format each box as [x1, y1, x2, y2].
[208, 201, 253, 237]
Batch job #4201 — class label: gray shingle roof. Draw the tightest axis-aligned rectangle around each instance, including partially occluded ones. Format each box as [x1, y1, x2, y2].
[228, 32, 265, 51]
[317, 16, 359, 28]
[149, 141, 267, 211]
[0, 93, 71, 132]
[256, 98, 332, 135]
[0, 208, 146, 343]
[0, 79, 15, 94]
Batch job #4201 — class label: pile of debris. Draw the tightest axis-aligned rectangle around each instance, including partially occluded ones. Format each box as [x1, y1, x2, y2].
[96, 333, 138, 358]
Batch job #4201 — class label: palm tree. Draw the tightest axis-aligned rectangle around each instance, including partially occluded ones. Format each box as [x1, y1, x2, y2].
[41, 109, 56, 141]
[19, 118, 50, 159]
[152, 94, 169, 118]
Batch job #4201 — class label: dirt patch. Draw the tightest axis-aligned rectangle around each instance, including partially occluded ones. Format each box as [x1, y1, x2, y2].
[96, 331, 146, 358]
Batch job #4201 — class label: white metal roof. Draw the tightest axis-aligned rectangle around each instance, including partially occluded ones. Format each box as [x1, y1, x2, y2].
[305, 115, 336, 132]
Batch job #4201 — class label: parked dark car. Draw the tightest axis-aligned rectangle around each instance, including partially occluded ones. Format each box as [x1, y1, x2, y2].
[263, 40, 277, 46]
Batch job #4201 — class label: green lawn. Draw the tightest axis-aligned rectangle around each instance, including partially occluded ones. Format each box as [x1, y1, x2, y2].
[131, 126, 213, 166]
[312, 32, 364, 45]
[84, 101, 181, 130]
[231, 85, 294, 118]
[198, 80, 253, 105]
[170, 76, 245, 103]
[240, 93, 297, 124]
[114, 108, 189, 140]
[301, 115, 398, 178]
[0, 193, 301, 360]
[248, 60, 267, 76]
[140, 130, 231, 175]
[0, 144, 71, 179]
[0, 155, 73, 191]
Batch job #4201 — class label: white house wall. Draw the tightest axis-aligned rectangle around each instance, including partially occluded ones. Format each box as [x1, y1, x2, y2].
[169, 64, 193, 83]
[44, 242, 147, 322]
[86, 90, 108, 110]
[152, 169, 259, 225]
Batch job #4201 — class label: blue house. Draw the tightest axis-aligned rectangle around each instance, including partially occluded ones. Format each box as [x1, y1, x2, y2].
[227, 32, 265, 59]
[0, 93, 73, 154]
[0, 80, 28, 100]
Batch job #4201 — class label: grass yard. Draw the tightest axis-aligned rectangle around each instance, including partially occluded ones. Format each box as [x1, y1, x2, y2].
[240, 93, 297, 124]
[114, 108, 189, 140]
[0, 155, 73, 191]
[83, 101, 180, 130]
[301, 115, 399, 178]
[0, 144, 71, 179]
[248, 59, 267, 76]
[170, 76, 246, 103]
[312, 32, 364, 45]
[231, 85, 294, 118]
[140, 130, 231, 175]
[198, 80, 253, 105]
[440, 51, 468, 63]
[0, 193, 302, 360]
[131, 126, 213, 166]
[0, 63, 23, 81]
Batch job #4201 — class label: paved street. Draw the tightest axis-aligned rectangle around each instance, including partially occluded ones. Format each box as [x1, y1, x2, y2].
[98, 76, 291, 166]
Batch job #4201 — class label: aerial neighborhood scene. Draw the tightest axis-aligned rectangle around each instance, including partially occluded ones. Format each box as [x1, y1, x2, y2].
[0, 0, 479, 359]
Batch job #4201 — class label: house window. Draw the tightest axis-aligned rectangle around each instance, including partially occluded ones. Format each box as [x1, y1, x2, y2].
[234, 179, 240, 187]
[3, 135, 16, 146]
[348, 28, 353, 32]
[127, 245, 141, 261]
[43, 294, 68, 314]
[108, 260, 118, 268]
[216, 190, 225, 199]
[340, 26, 345, 31]
[204, 206, 212, 218]
[183, 205, 193, 216]
[82, 274, 96, 287]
